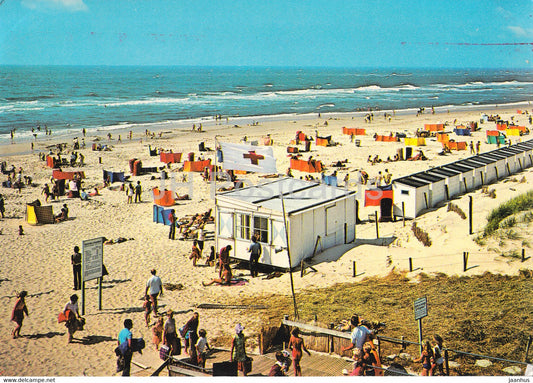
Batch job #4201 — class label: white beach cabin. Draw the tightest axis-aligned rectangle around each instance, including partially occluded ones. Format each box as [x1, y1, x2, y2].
[215, 178, 356, 269]
[410, 171, 447, 207]
[426, 167, 462, 199]
[392, 176, 431, 219]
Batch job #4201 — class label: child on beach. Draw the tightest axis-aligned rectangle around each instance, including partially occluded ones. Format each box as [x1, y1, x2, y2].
[152, 317, 164, 350]
[189, 240, 201, 266]
[196, 329, 211, 368]
[11, 290, 29, 339]
[143, 294, 152, 327]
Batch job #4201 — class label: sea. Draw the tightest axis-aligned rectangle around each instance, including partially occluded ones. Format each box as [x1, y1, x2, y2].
[0, 66, 532, 144]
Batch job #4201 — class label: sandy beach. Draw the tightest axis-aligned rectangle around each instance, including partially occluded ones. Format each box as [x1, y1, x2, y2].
[1, 103, 532, 376]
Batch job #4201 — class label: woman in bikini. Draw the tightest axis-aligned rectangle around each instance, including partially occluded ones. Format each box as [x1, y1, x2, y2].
[288, 327, 311, 376]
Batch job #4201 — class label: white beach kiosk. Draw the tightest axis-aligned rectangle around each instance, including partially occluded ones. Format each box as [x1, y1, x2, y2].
[215, 178, 356, 269]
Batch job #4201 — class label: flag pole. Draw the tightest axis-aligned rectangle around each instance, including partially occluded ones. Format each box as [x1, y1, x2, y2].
[280, 188, 299, 320]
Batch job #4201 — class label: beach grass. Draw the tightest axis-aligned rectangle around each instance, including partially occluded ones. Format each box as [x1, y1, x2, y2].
[484, 190, 533, 236]
[237, 271, 533, 376]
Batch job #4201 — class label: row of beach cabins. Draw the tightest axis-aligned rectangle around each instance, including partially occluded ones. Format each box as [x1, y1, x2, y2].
[392, 138, 533, 219]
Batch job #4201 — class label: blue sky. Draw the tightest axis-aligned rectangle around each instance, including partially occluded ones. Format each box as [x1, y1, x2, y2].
[0, 0, 531, 67]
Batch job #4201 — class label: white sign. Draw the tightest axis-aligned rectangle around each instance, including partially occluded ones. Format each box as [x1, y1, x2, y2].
[82, 237, 104, 281]
[414, 297, 428, 320]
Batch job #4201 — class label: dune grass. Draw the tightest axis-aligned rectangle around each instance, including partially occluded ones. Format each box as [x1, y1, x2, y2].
[484, 190, 533, 236]
[236, 271, 533, 376]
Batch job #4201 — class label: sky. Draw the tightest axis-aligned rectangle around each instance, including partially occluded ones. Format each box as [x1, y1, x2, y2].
[0, 0, 532, 68]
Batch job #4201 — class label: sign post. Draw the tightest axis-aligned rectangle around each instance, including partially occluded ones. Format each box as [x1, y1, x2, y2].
[81, 237, 104, 315]
[414, 296, 428, 354]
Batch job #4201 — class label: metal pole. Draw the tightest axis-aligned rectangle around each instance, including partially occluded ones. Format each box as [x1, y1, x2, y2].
[98, 277, 102, 310]
[417, 319, 423, 354]
[522, 248, 526, 262]
[463, 252, 469, 272]
[280, 192, 298, 319]
[353, 261, 356, 278]
[81, 281, 85, 316]
[402, 202, 405, 227]
[409, 257, 413, 272]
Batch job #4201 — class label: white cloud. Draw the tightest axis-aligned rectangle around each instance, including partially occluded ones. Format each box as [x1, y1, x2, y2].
[508, 25, 533, 37]
[22, 0, 88, 12]
[508, 26, 526, 36]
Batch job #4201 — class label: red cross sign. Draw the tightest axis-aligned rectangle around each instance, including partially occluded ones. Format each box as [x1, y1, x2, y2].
[243, 151, 264, 165]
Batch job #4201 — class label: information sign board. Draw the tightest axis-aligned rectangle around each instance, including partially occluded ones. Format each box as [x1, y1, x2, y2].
[82, 237, 104, 281]
[414, 297, 428, 320]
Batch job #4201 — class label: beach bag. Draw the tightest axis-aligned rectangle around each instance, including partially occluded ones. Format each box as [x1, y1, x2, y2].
[159, 345, 170, 360]
[58, 310, 69, 323]
[244, 356, 253, 374]
[132, 338, 145, 353]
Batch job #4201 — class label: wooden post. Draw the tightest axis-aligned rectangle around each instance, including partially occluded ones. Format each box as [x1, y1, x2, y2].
[329, 323, 335, 353]
[374, 212, 379, 239]
[401, 336, 406, 351]
[352, 261, 356, 278]
[99, 156, 102, 164]
[522, 248, 526, 262]
[409, 257, 413, 272]
[463, 251, 469, 272]
[402, 202, 406, 227]
[444, 349, 450, 376]
[300, 260, 304, 278]
[524, 335, 532, 362]
[469, 196, 473, 235]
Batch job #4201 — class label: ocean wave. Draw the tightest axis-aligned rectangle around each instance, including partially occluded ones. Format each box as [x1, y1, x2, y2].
[317, 103, 335, 109]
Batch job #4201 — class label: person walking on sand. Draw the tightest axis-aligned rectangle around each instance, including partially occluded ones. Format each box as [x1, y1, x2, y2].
[0, 193, 5, 218]
[196, 329, 211, 369]
[117, 319, 134, 376]
[143, 294, 152, 327]
[152, 317, 164, 350]
[163, 310, 180, 356]
[168, 209, 176, 240]
[71, 246, 82, 290]
[134, 181, 142, 203]
[476, 140, 480, 155]
[63, 294, 84, 344]
[181, 312, 200, 361]
[288, 327, 311, 376]
[11, 290, 29, 339]
[247, 236, 262, 278]
[145, 269, 163, 316]
[231, 323, 250, 376]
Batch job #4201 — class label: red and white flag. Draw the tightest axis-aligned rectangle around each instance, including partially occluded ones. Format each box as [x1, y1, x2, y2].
[219, 142, 277, 173]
